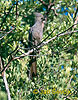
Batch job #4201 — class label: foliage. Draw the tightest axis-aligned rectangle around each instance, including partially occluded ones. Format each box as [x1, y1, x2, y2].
[0, 0, 78, 100]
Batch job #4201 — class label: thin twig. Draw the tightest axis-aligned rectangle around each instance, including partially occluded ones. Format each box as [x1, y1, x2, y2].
[16, 1, 18, 20]
[39, 0, 48, 7]
[1, 57, 14, 74]
[39, 0, 55, 17]
[73, 6, 78, 22]
[8, 45, 18, 56]
[51, 8, 58, 16]
[0, 28, 15, 40]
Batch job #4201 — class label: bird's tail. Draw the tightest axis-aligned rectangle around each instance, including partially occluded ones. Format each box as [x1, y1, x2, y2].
[29, 56, 37, 80]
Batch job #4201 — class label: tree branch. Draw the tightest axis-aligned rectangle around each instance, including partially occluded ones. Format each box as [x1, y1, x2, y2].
[0, 56, 4, 70]
[44, 30, 78, 44]
[73, 6, 78, 22]
[0, 56, 11, 100]
[8, 45, 18, 56]
[39, 0, 55, 17]
[0, 28, 15, 40]
[16, 1, 18, 20]
[51, 8, 58, 16]
[39, 0, 48, 7]
[3, 72, 11, 100]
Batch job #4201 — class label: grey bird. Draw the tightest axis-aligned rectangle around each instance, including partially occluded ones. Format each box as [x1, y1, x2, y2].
[28, 12, 45, 80]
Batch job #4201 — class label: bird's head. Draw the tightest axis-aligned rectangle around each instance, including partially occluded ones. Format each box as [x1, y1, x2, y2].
[34, 12, 45, 22]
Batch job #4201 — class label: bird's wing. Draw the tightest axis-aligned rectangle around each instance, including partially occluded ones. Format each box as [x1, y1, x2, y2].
[28, 27, 33, 47]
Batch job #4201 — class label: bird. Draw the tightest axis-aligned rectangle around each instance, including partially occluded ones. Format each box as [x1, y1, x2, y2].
[28, 12, 45, 80]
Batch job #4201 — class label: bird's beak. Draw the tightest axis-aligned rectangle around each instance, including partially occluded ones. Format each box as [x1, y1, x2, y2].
[41, 17, 45, 21]
[42, 17, 46, 24]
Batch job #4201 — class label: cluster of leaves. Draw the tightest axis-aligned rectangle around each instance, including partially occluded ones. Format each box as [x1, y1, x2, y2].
[0, 0, 78, 100]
